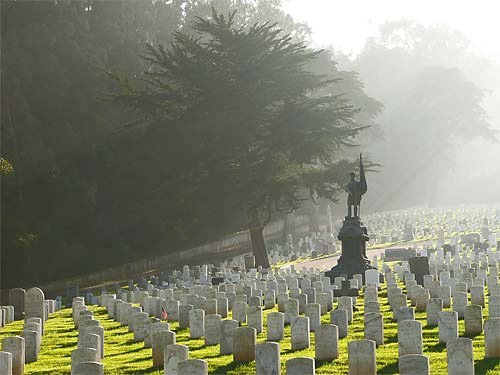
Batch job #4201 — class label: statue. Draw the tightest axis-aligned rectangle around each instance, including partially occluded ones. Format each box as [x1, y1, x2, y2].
[325, 152, 376, 284]
[346, 153, 367, 218]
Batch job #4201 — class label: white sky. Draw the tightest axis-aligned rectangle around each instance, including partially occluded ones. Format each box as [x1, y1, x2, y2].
[283, 0, 500, 62]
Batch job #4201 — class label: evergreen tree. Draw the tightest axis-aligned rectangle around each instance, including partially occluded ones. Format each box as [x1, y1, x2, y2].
[110, 10, 365, 267]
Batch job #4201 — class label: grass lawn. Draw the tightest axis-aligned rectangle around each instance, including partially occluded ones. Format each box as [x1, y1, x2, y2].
[1, 282, 499, 374]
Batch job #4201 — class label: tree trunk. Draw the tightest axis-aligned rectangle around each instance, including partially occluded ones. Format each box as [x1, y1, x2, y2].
[248, 211, 270, 269]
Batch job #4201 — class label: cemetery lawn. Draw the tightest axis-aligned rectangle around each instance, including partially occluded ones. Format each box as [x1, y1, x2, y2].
[1, 285, 499, 374]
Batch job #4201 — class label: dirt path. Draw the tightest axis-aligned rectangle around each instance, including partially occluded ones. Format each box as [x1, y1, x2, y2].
[281, 247, 386, 271]
[282, 239, 430, 271]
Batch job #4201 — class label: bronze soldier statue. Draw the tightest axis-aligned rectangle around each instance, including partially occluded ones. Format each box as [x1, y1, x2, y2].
[346, 153, 367, 218]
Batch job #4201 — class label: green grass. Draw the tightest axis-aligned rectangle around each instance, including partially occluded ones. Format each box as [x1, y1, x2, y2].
[1, 283, 499, 374]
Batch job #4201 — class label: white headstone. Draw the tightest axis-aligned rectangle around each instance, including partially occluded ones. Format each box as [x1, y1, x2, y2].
[255, 342, 280, 375]
[164, 344, 189, 375]
[398, 320, 422, 356]
[315, 324, 338, 360]
[219, 319, 239, 355]
[348, 340, 376, 375]
[446, 337, 474, 375]
[290, 316, 310, 350]
[233, 327, 256, 362]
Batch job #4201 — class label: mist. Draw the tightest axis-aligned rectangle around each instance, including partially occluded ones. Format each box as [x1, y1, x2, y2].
[1, 0, 499, 287]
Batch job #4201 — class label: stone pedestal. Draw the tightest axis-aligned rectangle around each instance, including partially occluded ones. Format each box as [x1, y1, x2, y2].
[325, 217, 376, 283]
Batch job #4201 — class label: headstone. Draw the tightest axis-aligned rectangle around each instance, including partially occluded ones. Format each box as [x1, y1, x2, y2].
[189, 309, 205, 339]
[438, 311, 458, 343]
[453, 291, 468, 319]
[365, 270, 379, 288]
[304, 304, 320, 332]
[391, 294, 407, 320]
[490, 296, 500, 318]
[338, 296, 353, 322]
[398, 354, 429, 375]
[315, 324, 338, 360]
[247, 306, 263, 334]
[0, 351, 12, 375]
[446, 337, 474, 375]
[297, 294, 308, 314]
[20, 330, 39, 363]
[426, 298, 443, 326]
[364, 313, 384, 346]
[464, 305, 483, 335]
[397, 306, 415, 322]
[177, 359, 208, 375]
[384, 248, 416, 261]
[264, 290, 276, 309]
[232, 301, 247, 324]
[330, 309, 348, 338]
[216, 297, 228, 318]
[415, 289, 429, 312]
[152, 330, 176, 367]
[71, 348, 99, 374]
[484, 318, 500, 358]
[348, 340, 376, 375]
[285, 357, 315, 375]
[290, 316, 310, 350]
[178, 305, 193, 329]
[164, 344, 189, 375]
[25, 288, 45, 333]
[398, 320, 422, 356]
[80, 326, 104, 359]
[219, 319, 239, 355]
[284, 299, 299, 325]
[470, 285, 485, 307]
[204, 298, 217, 315]
[204, 314, 221, 345]
[438, 286, 452, 308]
[165, 300, 180, 322]
[1, 337, 24, 375]
[255, 342, 280, 375]
[8, 289, 25, 320]
[233, 327, 256, 362]
[267, 312, 284, 342]
[73, 361, 104, 375]
[133, 312, 149, 342]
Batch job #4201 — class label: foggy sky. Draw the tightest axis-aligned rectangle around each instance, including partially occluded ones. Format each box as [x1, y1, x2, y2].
[284, 0, 500, 63]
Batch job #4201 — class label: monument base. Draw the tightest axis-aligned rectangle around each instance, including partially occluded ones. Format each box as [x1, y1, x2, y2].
[325, 216, 376, 283]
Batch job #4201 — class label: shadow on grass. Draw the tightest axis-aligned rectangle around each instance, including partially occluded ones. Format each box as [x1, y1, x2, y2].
[209, 360, 249, 375]
[129, 366, 165, 375]
[422, 324, 438, 331]
[475, 357, 500, 375]
[107, 345, 146, 357]
[377, 360, 399, 374]
[426, 341, 446, 352]
[385, 332, 398, 344]
[463, 331, 482, 339]
[57, 341, 78, 349]
[315, 359, 335, 368]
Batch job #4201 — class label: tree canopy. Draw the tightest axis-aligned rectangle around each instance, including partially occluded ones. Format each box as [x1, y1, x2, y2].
[109, 9, 367, 267]
[1, 0, 375, 285]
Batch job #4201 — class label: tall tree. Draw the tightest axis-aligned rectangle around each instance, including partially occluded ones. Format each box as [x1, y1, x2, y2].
[110, 10, 364, 267]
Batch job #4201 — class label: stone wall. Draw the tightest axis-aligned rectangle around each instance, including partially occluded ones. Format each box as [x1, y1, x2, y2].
[1, 215, 312, 301]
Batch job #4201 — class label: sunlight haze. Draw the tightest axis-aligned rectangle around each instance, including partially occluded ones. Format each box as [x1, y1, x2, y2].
[284, 0, 500, 62]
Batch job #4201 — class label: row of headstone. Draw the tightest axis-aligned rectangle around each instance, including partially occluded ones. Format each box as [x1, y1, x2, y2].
[0, 287, 61, 375]
[382, 259, 500, 373]
[71, 296, 104, 375]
